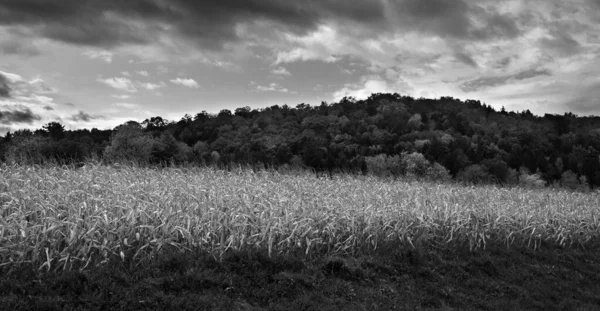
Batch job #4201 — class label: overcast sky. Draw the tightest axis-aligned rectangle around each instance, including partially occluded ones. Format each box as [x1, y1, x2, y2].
[1, 0, 600, 134]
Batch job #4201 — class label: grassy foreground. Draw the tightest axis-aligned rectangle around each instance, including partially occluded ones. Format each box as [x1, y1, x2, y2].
[1, 164, 600, 310]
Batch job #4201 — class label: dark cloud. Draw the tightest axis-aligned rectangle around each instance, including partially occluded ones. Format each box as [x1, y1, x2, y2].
[70, 110, 102, 122]
[0, 0, 529, 51]
[389, 0, 522, 41]
[540, 31, 581, 56]
[43, 105, 54, 111]
[0, 73, 11, 97]
[0, 0, 384, 50]
[468, 8, 521, 40]
[0, 107, 40, 124]
[460, 68, 552, 92]
[391, 0, 472, 38]
[460, 76, 509, 93]
[454, 52, 478, 67]
[513, 68, 551, 80]
[0, 0, 169, 47]
[64, 102, 75, 107]
[494, 57, 512, 69]
[0, 38, 40, 56]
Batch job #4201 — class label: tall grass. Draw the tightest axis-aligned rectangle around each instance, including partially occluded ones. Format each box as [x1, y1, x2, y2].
[1, 163, 599, 271]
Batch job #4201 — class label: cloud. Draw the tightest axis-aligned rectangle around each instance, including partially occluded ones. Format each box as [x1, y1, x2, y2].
[64, 102, 75, 107]
[0, 71, 23, 83]
[0, 1, 363, 50]
[113, 102, 139, 109]
[539, 30, 582, 57]
[564, 81, 600, 115]
[137, 70, 149, 76]
[139, 81, 166, 90]
[454, 52, 478, 67]
[386, 0, 522, 41]
[97, 77, 137, 92]
[170, 78, 199, 88]
[111, 94, 131, 100]
[0, 73, 11, 97]
[82, 50, 113, 62]
[271, 66, 291, 76]
[70, 110, 103, 122]
[459, 68, 552, 92]
[0, 37, 40, 56]
[27, 78, 57, 94]
[43, 105, 54, 111]
[0, 106, 40, 124]
[0, 0, 526, 53]
[256, 83, 289, 93]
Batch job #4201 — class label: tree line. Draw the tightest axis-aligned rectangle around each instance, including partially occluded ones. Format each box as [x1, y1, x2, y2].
[2, 93, 600, 190]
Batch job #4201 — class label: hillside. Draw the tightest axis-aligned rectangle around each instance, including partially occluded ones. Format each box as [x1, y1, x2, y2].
[2, 93, 600, 188]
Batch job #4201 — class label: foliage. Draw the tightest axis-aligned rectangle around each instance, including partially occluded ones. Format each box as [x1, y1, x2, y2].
[401, 151, 430, 177]
[518, 167, 547, 189]
[4, 93, 600, 190]
[365, 154, 402, 177]
[456, 164, 491, 185]
[426, 162, 452, 181]
[103, 121, 155, 163]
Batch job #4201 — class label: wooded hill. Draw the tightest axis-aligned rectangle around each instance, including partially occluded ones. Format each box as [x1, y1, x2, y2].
[2, 93, 600, 189]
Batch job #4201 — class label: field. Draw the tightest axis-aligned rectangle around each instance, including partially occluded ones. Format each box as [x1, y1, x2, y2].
[1, 164, 600, 310]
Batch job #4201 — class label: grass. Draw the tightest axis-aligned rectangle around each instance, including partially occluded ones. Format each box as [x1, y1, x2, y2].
[1, 163, 600, 309]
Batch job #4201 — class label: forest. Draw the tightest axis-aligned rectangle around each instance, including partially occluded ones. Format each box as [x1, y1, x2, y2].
[2, 93, 600, 190]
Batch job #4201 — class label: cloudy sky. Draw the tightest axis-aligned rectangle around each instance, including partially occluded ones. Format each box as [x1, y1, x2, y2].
[1, 0, 600, 134]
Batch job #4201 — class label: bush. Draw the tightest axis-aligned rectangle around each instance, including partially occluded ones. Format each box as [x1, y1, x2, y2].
[482, 158, 509, 184]
[401, 152, 430, 177]
[518, 167, 546, 189]
[5, 136, 49, 164]
[365, 154, 402, 177]
[456, 165, 492, 185]
[426, 162, 452, 182]
[103, 122, 155, 164]
[560, 170, 589, 191]
[366, 152, 451, 182]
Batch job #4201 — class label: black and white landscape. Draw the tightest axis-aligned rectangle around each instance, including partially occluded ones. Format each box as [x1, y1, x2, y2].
[1, 1, 600, 310]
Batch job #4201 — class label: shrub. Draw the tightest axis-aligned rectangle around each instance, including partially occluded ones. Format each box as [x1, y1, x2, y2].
[401, 152, 429, 177]
[103, 122, 155, 164]
[456, 164, 492, 185]
[5, 136, 49, 164]
[365, 154, 402, 177]
[518, 167, 546, 189]
[482, 158, 509, 184]
[426, 162, 452, 182]
[560, 170, 589, 191]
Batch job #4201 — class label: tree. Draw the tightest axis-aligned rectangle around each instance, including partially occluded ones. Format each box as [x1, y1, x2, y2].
[104, 122, 155, 163]
[365, 154, 402, 177]
[43, 122, 65, 140]
[142, 116, 168, 130]
[401, 152, 430, 177]
[407, 114, 423, 131]
[457, 165, 491, 185]
[178, 127, 193, 145]
[482, 157, 509, 184]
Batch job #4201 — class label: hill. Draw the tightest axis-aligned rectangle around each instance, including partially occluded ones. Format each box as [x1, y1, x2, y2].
[2, 93, 600, 189]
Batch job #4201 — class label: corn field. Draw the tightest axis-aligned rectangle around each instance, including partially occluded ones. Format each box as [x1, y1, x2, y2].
[1, 163, 599, 272]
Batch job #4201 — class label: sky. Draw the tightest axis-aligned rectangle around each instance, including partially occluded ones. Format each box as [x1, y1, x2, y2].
[1, 0, 600, 134]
